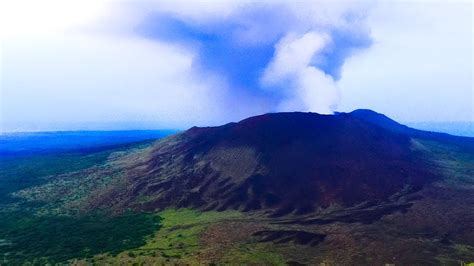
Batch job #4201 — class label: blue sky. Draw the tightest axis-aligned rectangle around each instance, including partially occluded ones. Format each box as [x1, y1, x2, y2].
[0, 0, 472, 132]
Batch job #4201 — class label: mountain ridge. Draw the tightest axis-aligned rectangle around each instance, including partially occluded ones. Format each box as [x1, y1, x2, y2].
[42, 109, 444, 217]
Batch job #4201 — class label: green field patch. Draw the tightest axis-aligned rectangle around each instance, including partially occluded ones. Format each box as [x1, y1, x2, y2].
[412, 139, 474, 187]
[0, 150, 112, 204]
[135, 209, 242, 260]
[0, 141, 154, 206]
[0, 211, 161, 264]
[220, 242, 287, 265]
[75, 208, 244, 264]
[82, 209, 287, 265]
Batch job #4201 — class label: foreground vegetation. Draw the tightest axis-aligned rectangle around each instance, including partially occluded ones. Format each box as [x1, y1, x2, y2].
[0, 150, 112, 204]
[0, 142, 163, 264]
[0, 211, 160, 264]
[72, 209, 286, 265]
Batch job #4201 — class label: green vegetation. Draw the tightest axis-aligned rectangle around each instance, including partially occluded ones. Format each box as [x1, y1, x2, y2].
[91, 208, 244, 264]
[0, 139, 155, 205]
[220, 243, 286, 265]
[0, 211, 161, 264]
[435, 244, 474, 265]
[0, 151, 112, 203]
[0, 143, 163, 264]
[413, 139, 474, 187]
[71, 208, 288, 265]
[139, 209, 241, 257]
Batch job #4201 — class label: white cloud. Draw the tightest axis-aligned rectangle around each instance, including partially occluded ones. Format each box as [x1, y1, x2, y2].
[338, 1, 473, 122]
[0, 0, 109, 39]
[1, 33, 242, 131]
[261, 31, 339, 114]
[295, 67, 340, 114]
[262, 32, 330, 84]
[2, 0, 370, 132]
[139, 0, 244, 23]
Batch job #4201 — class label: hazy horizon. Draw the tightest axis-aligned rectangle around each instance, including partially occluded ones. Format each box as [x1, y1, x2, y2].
[2, 114, 473, 138]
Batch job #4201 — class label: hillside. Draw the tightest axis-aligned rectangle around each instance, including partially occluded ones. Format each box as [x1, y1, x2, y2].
[2, 110, 474, 265]
[61, 111, 436, 217]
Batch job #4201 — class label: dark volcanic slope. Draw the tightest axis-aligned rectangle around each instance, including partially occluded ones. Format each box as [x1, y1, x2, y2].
[351, 109, 474, 151]
[110, 111, 436, 216]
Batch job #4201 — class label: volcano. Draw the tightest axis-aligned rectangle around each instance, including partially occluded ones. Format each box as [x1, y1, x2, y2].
[78, 110, 447, 216]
